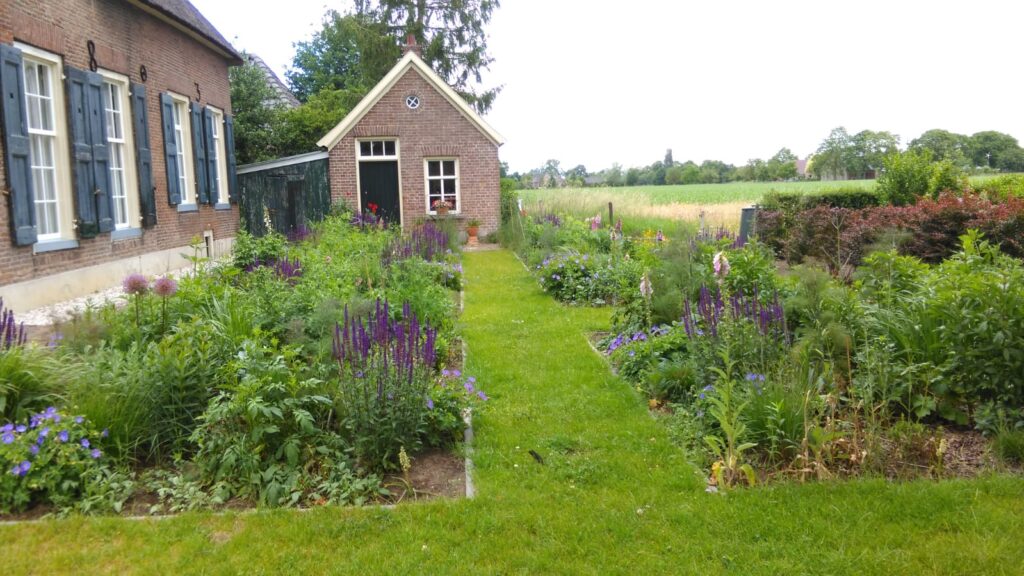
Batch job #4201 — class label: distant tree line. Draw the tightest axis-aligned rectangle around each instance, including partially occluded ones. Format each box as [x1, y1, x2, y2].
[511, 127, 1024, 189]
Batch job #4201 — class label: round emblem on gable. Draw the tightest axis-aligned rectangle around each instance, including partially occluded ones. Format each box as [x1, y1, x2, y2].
[405, 95, 421, 110]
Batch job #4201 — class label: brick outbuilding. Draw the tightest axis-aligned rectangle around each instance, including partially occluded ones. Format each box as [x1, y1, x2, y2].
[0, 0, 242, 312]
[316, 48, 504, 235]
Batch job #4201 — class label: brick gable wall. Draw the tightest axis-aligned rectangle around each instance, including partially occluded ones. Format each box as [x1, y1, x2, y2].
[0, 0, 237, 287]
[327, 67, 500, 235]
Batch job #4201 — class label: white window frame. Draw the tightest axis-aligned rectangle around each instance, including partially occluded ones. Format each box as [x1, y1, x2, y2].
[356, 139, 398, 160]
[168, 92, 194, 206]
[207, 105, 230, 205]
[98, 69, 140, 230]
[424, 158, 460, 215]
[16, 43, 74, 243]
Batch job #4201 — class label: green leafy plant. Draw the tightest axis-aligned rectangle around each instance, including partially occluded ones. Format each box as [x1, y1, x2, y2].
[1, 408, 129, 514]
[704, 359, 757, 488]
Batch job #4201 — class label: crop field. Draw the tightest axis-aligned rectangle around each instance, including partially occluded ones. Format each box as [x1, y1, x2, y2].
[518, 180, 875, 229]
[518, 175, 1007, 229]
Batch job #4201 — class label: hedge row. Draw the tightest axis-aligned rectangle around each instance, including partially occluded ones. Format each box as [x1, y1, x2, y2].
[758, 192, 1024, 271]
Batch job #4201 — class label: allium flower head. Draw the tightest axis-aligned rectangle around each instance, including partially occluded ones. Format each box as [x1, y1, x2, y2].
[122, 273, 149, 295]
[153, 276, 178, 297]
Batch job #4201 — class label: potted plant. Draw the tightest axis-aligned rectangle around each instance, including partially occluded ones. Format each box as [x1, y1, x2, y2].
[466, 218, 481, 239]
[431, 198, 453, 216]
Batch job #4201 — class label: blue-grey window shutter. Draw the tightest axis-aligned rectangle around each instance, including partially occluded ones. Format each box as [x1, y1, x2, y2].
[160, 93, 180, 205]
[190, 102, 208, 204]
[202, 107, 217, 204]
[0, 45, 37, 246]
[85, 71, 113, 233]
[224, 115, 238, 203]
[131, 83, 156, 227]
[66, 66, 100, 238]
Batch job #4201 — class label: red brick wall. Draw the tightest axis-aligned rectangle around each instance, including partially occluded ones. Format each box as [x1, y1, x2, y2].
[0, 0, 238, 286]
[327, 66, 501, 235]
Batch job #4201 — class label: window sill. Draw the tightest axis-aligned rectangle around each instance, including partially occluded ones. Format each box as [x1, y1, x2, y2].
[214, 202, 232, 211]
[111, 228, 143, 241]
[177, 203, 199, 213]
[33, 239, 80, 254]
[427, 212, 463, 219]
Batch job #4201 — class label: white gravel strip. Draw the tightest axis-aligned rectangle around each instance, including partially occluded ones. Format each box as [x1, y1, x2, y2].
[17, 266, 192, 326]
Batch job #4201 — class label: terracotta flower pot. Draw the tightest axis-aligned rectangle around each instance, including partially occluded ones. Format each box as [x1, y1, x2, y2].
[467, 225, 479, 238]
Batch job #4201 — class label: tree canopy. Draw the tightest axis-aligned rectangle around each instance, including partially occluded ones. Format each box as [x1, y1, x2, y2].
[354, 0, 502, 113]
[286, 11, 399, 103]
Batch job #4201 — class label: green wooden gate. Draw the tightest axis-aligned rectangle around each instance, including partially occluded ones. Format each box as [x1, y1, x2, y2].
[237, 151, 331, 237]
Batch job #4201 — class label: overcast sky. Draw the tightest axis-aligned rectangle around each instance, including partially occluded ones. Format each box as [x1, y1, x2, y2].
[192, 0, 1024, 173]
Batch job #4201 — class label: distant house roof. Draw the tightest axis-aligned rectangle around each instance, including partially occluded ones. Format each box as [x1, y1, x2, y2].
[795, 157, 809, 176]
[131, 0, 243, 64]
[317, 50, 504, 150]
[247, 54, 300, 108]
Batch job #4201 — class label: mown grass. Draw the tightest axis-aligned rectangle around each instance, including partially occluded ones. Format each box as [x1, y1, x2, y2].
[2, 250, 1022, 574]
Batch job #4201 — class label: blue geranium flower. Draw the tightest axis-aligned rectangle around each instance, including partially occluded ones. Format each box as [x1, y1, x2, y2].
[1, 432, 13, 445]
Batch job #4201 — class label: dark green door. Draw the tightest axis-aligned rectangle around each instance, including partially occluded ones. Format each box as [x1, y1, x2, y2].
[359, 161, 400, 225]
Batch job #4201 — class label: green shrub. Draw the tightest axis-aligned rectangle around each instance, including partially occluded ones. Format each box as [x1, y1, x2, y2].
[537, 252, 642, 306]
[0, 347, 61, 424]
[973, 173, 1024, 202]
[189, 341, 356, 507]
[232, 228, 287, 268]
[1, 408, 130, 514]
[993, 428, 1024, 465]
[761, 188, 880, 211]
[877, 150, 935, 206]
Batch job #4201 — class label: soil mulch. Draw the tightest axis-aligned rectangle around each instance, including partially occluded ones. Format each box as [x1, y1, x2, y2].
[388, 449, 466, 502]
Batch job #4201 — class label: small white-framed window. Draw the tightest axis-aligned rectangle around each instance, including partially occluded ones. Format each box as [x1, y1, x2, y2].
[424, 158, 459, 214]
[168, 93, 194, 204]
[17, 43, 74, 242]
[208, 106, 229, 204]
[357, 139, 397, 160]
[99, 70, 139, 229]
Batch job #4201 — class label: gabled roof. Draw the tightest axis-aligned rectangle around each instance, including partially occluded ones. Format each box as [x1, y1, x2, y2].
[128, 0, 243, 65]
[317, 51, 504, 150]
[247, 54, 301, 108]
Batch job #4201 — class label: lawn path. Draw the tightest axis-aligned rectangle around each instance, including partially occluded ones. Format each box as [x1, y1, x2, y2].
[1, 250, 1022, 574]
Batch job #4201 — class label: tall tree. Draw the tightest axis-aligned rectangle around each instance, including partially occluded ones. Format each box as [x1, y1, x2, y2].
[909, 129, 970, 167]
[354, 0, 502, 113]
[813, 127, 852, 180]
[768, 148, 798, 180]
[287, 11, 399, 102]
[969, 131, 1022, 169]
[229, 55, 284, 164]
[848, 130, 900, 178]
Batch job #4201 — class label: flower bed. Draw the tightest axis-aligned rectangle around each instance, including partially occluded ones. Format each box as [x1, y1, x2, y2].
[515, 202, 1024, 489]
[0, 212, 486, 517]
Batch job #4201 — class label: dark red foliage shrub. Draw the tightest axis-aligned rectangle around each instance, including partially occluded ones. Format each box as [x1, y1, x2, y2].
[758, 193, 1024, 269]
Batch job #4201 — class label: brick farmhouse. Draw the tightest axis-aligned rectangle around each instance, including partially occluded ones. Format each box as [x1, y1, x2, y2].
[0, 0, 242, 312]
[317, 47, 504, 234]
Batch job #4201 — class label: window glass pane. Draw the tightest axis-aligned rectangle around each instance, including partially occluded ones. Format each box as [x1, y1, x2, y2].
[427, 161, 440, 177]
[443, 179, 456, 195]
[448, 197, 457, 210]
[384, 141, 396, 156]
[24, 62, 39, 94]
[428, 180, 442, 195]
[443, 161, 455, 176]
[372, 141, 383, 155]
[360, 141, 371, 156]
